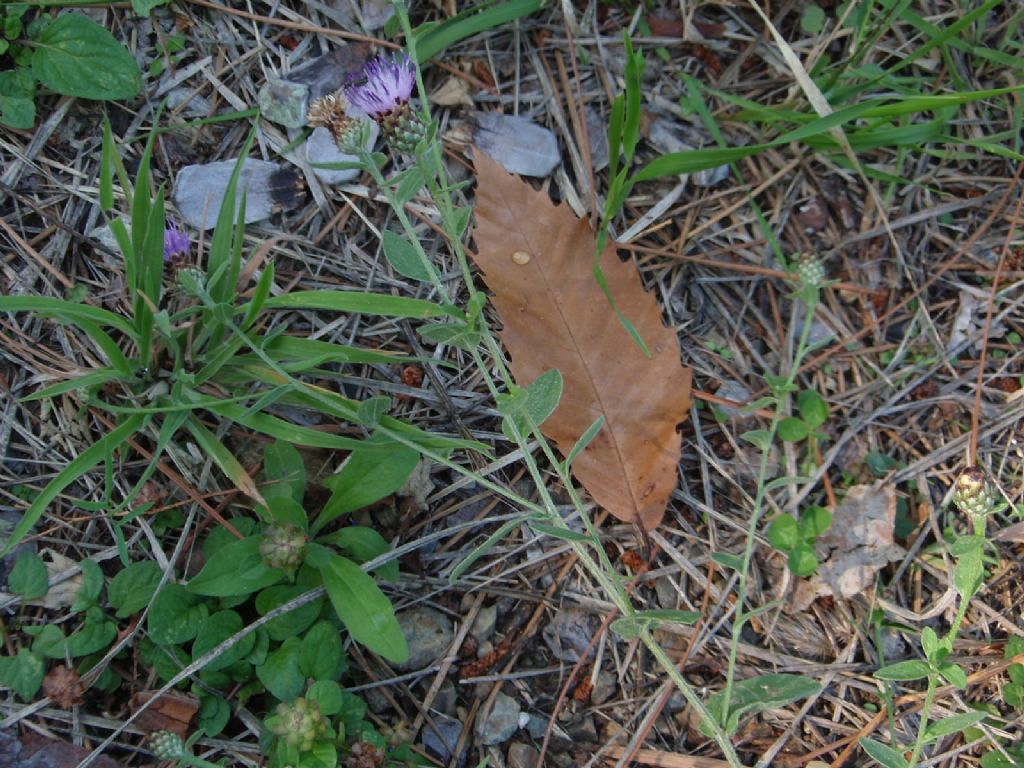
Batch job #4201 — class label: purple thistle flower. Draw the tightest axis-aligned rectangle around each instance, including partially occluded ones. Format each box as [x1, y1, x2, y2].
[345, 52, 417, 119]
[163, 221, 190, 263]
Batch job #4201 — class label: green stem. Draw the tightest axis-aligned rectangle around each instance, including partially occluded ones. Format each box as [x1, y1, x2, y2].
[907, 675, 937, 768]
[721, 288, 819, 725]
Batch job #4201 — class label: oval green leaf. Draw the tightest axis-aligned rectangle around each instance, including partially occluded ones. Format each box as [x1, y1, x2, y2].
[32, 14, 142, 100]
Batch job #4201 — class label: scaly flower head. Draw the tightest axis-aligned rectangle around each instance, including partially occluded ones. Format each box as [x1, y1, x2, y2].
[163, 221, 190, 265]
[345, 52, 417, 119]
[954, 467, 996, 519]
[307, 92, 363, 150]
[259, 523, 307, 576]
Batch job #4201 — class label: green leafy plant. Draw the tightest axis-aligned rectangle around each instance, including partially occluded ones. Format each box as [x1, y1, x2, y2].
[1003, 636, 1024, 709]
[0, 552, 115, 702]
[777, 389, 830, 474]
[766, 505, 832, 577]
[0, 115, 475, 562]
[863, 469, 1004, 767]
[0, 8, 142, 129]
[129, 439, 416, 766]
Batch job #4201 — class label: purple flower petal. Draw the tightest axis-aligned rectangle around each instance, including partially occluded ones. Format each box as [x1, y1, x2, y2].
[345, 52, 417, 119]
[163, 222, 191, 262]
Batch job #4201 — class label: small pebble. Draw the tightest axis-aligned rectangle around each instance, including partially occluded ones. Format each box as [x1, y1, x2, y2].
[420, 714, 465, 767]
[394, 607, 454, 671]
[507, 742, 540, 768]
[470, 604, 498, 644]
[476, 691, 521, 746]
[542, 607, 599, 663]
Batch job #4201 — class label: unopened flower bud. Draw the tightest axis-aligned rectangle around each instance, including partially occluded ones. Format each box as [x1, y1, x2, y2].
[954, 467, 996, 518]
[259, 523, 307, 575]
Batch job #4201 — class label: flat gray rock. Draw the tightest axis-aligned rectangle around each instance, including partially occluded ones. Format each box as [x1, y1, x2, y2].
[476, 691, 521, 745]
[471, 112, 560, 177]
[173, 159, 300, 230]
[258, 78, 309, 128]
[306, 123, 378, 185]
[394, 607, 453, 671]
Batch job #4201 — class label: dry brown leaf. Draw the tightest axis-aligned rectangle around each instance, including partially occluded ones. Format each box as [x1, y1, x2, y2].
[472, 151, 692, 530]
[42, 665, 84, 709]
[129, 690, 200, 738]
[790, 484, 906, 611]
[430, 76, 474, 107]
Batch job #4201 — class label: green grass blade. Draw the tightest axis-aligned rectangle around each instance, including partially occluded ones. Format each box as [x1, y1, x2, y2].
[622, 31, 643, 161]
[414, 0, 544, 62]
[208, 129, 256, 305]
[241, 260, 274, 330]
[0, 296, 137, 339]
[263, 291, 457, 319]
[0, 413, 146, 556]
[19, 369, 126, 402]
[208, 400, 369, 450]
[184, 416, 264, 503]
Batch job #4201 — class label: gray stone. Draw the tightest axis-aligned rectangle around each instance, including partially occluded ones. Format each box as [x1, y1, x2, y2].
[654, 575, 678, 610]
[364, 687, 391, 714]
[395, 607, 454, 671]
[420, 714, 465, 767]
[542, 608, 598, 663]
[507, 742, 540, 768]
[432, 679, 458, 717]
[666, 690, 687, 714]
[286, 45, 373, 100]
[565, 714, 597, 742]
[713, 379, 753, 420]
[470, 604, 498, 643]
[258, 78, 309, 128]
[476, 691, 521, 746]
[693, 162, 730, 187]
[591, 671, 617, 705]
[164, 87, 212, 118]
[305, 123, 378, 185]
[88, 221, 122, 253]
[361, 0, 395, 30]
[471, 112, 560, 177]
[172, 159, 300, 230]
[648, 118, 728, 184]
[584, 106, 609, 171]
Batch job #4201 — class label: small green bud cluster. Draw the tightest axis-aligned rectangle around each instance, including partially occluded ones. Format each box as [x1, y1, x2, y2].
[379, 105, 428, 155]
[794, 253, 826, 289]
[149, 730, 185, 761]
[269, 698, 326, 753]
